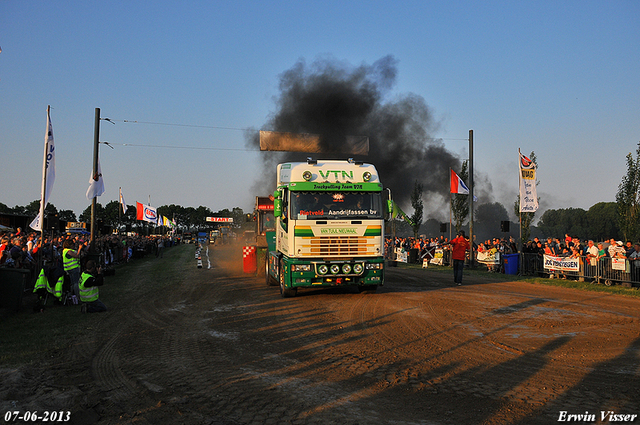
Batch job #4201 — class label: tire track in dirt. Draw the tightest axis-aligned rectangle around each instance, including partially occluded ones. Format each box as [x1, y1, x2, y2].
[50, 244, 640, 425]
[92, 329, 140, 403]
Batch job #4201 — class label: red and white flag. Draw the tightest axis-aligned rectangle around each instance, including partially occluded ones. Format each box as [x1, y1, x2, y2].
[136, 202, 158, 224]
[450, 169, 470, 195]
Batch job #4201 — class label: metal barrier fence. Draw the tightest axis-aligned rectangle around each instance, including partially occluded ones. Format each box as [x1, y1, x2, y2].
[520, 253, 639, 287]
[386, 248, 638, 288]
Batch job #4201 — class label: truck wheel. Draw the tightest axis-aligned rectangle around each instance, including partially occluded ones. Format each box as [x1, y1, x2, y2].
[279, 260, 297, 298]
[265, 254, 276, 286]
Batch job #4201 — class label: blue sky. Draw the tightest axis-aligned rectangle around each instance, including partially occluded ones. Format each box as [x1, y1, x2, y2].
[1, 0, 639, 222]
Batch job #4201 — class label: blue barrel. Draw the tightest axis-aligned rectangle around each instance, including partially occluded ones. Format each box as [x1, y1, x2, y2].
[503, 254, 520, 275]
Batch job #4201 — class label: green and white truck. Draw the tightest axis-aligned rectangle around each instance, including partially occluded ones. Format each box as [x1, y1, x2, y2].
[265, 158, 385, 297]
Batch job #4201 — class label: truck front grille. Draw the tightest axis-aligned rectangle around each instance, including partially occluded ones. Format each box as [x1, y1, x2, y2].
[297, 236, 376, 257]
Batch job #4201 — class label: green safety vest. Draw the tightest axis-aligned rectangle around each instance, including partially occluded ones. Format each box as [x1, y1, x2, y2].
[34, 269, 52, 293]
[33, 269, 64, 300]
[53, 276, 63, 300]
[63, 248, 80, 272]
[79, 271, 99, 303]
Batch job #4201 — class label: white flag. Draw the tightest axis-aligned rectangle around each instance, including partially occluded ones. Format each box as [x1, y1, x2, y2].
[519, 150, 539, 212]
[119, 187, 127, 214]
[30, 108, 56, 231]
[86, 159, 105, 200]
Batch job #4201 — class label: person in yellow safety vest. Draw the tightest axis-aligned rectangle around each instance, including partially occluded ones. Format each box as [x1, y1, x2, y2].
[33, 266, 65, 310]
[79, 259, 106, 313]
[62, 239, 84, 297]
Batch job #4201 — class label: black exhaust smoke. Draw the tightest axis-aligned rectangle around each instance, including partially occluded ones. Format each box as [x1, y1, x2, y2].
[246, 55, 475, 217]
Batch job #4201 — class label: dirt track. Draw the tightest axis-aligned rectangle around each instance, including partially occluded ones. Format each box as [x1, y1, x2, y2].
[2, 242, 640, 425]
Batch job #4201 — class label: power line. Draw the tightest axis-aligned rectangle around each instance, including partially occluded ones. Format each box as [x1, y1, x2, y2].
[115, 119, 252, 132]
[100, 141, 259, 152]
[108, 118, 469, 141]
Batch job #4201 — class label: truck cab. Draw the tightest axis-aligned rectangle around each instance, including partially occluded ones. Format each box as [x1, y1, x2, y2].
[266, 159, 385, 297]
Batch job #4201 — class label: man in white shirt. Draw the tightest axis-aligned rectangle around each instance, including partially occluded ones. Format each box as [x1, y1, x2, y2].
[585, 240, 599, 281]
[611, 240, 627, 258]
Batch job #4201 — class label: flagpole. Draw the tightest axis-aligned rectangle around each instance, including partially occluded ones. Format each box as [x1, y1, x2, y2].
[468, 129, 474, 269]
[118, 187, 122, 234]
[449, 168, 452, 242]
[37, 106, 51, 246]
[518, 149, 522, 252]
[90, 108, 100, 249]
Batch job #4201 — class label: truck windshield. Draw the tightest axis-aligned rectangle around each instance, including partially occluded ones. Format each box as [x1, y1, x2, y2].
[260, 212, 275, 233]
[290, 191, 383, 220]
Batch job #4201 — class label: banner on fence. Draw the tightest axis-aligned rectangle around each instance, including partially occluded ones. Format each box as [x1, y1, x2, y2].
[543, 255, 580, 272]
[612, 258, 628, 271]
[477, 251, 500, 265]
[430, 248, 444, 265]
[395, 247, 407, 263]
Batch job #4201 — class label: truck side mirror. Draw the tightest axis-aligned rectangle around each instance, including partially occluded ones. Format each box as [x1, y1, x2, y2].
[273, 189, 282, 218]
[274, 199, 282, 218]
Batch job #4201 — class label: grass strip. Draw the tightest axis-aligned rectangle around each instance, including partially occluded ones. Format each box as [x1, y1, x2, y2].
[397, 261, 640, 297]
[0, 243, 194, 366]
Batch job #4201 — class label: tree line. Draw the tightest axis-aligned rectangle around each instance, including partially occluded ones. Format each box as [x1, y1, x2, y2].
[0, 200, 249, 234]
[402, 142, 640, 243]
[4, 142, 639, 241]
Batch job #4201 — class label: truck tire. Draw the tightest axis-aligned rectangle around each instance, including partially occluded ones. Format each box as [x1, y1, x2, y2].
[265, 254, 276, 286]
[279, 260, 297, 298]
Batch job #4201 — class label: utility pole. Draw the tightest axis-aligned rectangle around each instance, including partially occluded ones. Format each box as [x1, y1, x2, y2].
[90, 108, 100, 250]
[468, 129, 474, 268]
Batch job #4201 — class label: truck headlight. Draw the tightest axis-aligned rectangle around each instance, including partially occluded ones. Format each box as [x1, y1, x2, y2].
[292, 264, 311, 272]
[342, 264, 352, 274]
[366, 263, 383, 270]
[330, 264, 341, 274]
[353, 263, 364, 274]
[317, 264, 328, 275]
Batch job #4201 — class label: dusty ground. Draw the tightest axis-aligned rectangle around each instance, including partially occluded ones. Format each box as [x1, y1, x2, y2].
[1, 242, 640, 425]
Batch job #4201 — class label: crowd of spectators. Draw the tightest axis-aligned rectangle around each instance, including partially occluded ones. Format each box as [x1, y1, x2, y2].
[0, 227, 177, 288]
[385, 233, 640, 285]
[519, 235, 636, 260]
[385, 234, 520, 264]
[386, 234, 638, 261]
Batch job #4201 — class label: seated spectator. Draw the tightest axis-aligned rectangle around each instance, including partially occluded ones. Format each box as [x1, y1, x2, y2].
[79, 260, 106, 313]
